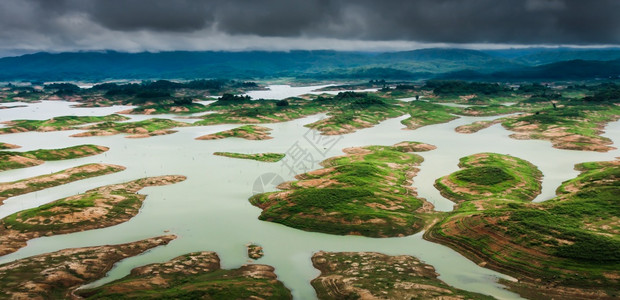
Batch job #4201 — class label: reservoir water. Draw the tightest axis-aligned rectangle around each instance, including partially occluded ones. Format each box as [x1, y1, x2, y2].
[0, 85, 618, 299]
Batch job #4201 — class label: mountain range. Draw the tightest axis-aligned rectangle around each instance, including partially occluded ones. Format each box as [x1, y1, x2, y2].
[1, 48, 619, 82]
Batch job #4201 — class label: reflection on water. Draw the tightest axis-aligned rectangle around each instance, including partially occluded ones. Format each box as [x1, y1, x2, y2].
[0, 86, 618, 299]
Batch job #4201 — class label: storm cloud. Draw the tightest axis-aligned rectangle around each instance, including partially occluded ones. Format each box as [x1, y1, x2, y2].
[0, 0, 619, 55]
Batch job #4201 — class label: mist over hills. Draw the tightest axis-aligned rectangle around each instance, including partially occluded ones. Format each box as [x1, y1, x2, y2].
[1, 48, 619, 82]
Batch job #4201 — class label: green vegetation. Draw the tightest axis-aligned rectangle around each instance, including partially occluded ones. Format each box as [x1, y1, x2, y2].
[195, 97, 326, 125]
[311, 251, 494, 300]
[213, 152, 285, 162]
[197, 92, 444, 135]
[77, 252, 291, 299]
[426, 159, 620, 299]
[458, 103, 524, 116]
[0, 175, 186, 256]
[129, 101, 210, 114]
[401, 101, 461, 129]
[501, 102, 620, 152]
[0, 115, 129, 134]
[0, 144, 109, 171]
[306, 93, 409, 134]
[0, 163, 125, 203]
[249, 142, 435, 237]
[197, 125, 273, 140]
[434, 153, 542, 204]
[76, 118, 188, 138]
[426, 80, 512, 97]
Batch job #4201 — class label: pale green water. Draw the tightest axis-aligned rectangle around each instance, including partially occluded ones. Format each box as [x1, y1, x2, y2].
[0, 87, 618, 299]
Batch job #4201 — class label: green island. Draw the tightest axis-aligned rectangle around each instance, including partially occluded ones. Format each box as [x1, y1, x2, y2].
[311, 251, 493, 300]
[400, 101, 462, 130]
[0, 175, 186, 256]
[213, 152, 285, 162]
[0, 144, 109, 171]
[434, 153, 543, 206]
[72, 118, 189, 138]
[196, 125, 274, 140]
[194, 93, 325, 125]
[455, 90, 620, 152]
[77, 251, 291, 299]
[0, 235, 176, 299]
[425, 159, 620, 299]
[249, 141, 437, 237]
[304, 94, 409, 135]
[196, 92, 463, 136]
[0, 115, 129, 134]
[0, 163, 126, 204]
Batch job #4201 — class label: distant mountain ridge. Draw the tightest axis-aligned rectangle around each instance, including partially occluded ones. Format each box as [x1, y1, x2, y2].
[0, 48, 619, 81]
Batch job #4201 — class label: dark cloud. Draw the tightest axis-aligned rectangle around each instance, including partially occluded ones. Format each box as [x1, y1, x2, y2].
[89, 0, 214, 31]
[0, 0, 618, 54]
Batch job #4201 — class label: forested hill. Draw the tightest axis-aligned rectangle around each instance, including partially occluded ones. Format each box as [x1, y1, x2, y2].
[1, 48, 619, 81]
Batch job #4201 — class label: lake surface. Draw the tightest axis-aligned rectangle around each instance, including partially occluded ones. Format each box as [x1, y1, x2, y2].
[0, 85, 618, 299]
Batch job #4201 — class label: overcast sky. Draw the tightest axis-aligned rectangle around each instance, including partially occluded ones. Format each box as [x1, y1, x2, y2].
[1, 0, 619, 56]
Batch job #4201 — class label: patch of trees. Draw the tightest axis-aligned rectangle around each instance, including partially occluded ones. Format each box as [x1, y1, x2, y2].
[44, 83, 81, 91]
[517, 83, 550, 94]
[44, 83, 81, 96]
[583, 83, 620, 103]
[91, 79, 258, 97]
[334, 91, 368, 100]
[218, 93, 252, 102]
[276, 99, 289, 107]
[425, 80, 511, 96]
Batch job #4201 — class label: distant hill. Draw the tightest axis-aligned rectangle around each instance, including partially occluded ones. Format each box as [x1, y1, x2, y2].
[440, 59, 620, 80]
[1, 48, 620, 81]
[496, 59, 620, 80]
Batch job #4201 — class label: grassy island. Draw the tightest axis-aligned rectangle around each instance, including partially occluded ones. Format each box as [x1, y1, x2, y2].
[72, 118, 188, 138]
[0, 235, 176, 299]
[123, 102, 210, 115]
[426, 159, 620, 299]
[311, 251, 493, 300]
[400, 101, 462, 130]
[0, 175, 186, 256]
[0, 163, 125, 204]
[304, 96, 409, 135]
[196, 125, 274, 140]
[77, 251, 292, 299]
[0, 115, 129, 134]
[196, 92, 460, 136]
[249, 142, 436, 237]
[434, 153, 543, 206]
[0, 144, 109, 172]
[457, 102, 620, 152]
[213, 152, 285, 162]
